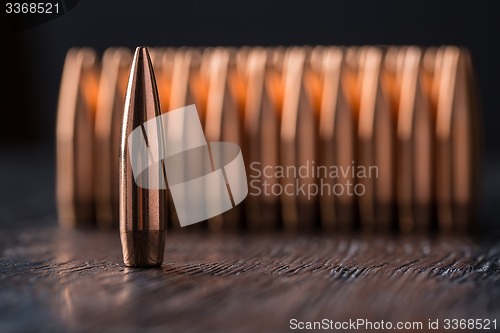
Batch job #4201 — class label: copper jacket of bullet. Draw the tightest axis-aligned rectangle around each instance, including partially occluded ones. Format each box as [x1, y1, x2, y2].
[56, 48, 99, 228]
[95, 48, 132, 229]
[120, 47, 167, 267]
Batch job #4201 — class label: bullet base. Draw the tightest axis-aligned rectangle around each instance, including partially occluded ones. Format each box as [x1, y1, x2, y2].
[120, 230, 165, 267]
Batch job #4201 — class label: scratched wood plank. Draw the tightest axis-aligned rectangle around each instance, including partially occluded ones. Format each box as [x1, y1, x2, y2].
[0, 227, 499, 332]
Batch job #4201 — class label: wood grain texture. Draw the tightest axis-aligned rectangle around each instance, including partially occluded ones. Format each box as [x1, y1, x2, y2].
[1, 227, 499, 332]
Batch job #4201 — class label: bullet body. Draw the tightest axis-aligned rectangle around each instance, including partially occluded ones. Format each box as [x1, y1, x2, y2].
[120, 47, 167, 267]
[56, 48, 99, 228]
[95, 48, 132, 229]
[55, 45, 481, 235]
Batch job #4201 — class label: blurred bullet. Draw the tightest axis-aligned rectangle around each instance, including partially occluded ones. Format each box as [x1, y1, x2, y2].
[167, 48, 203, 231]
[95, 48, 132, 229]
[317, 47, 356, 231]
[56, 45, 481, 235]
[150, 47, 175, 113]
[281, 47, 319, 231]
[120, 47, 167, 267]
[244, 48, 281, 230]
[435, 47, 478, 233]
[56, 48, 99, 228]
[357, 47, 396, 231]
[204, 48, 244, 231]
[397, 47, 433, 232]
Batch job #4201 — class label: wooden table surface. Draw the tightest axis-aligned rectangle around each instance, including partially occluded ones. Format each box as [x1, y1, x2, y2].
[1, 227, 500, 332]
[1, 146, 500, 332]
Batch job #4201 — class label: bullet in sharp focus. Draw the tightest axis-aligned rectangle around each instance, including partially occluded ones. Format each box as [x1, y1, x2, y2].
[120, 47, 167, 267]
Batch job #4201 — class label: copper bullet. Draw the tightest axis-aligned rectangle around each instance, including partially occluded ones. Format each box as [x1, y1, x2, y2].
[170, 48, 202, 111]
[204, 48, 244, 231]
[280, 47, 319, 231]
[397, 47, 433, 232]
[94, 48, 132, 229]
[120, 47, 167, 267]
[357, 47, 396, 231]
[189, 48, 213, 136]
[317, 47, 356, 231]
[150, 47, 178, 230]
[434, 47, 478, 233]
[167, 48, 202, 230]
[56, 48, 99, 228]
[342, 46, 362, 117]
[150, 47, 175, 113]
[384, 46, 406, 115]
[244, 48, 281, 230]
[57, 45, 482, 234]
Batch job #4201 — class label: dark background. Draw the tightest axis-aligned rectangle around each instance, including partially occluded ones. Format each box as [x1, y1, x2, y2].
[2, 4, 500, 330]
[0, 0, 499, 227]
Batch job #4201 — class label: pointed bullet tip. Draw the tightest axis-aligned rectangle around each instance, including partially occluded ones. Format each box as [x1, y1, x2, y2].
[135, 46, 150, 55]
[132, 47, 153, 66]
